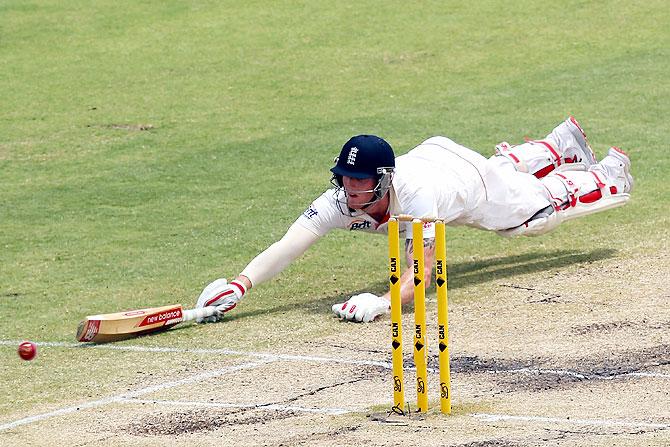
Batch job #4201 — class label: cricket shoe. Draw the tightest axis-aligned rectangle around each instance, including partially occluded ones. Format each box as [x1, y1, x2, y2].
[591, 146, 634, 193]
[548, 116, 598, 168]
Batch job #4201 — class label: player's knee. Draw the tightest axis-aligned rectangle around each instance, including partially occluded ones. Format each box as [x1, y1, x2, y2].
[496, 207, 560, 237]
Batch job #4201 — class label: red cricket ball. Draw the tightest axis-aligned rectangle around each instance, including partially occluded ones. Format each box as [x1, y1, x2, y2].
[18, 341, 37, 361]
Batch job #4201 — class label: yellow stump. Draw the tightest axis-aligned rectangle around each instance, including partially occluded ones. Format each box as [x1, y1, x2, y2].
[412, 219, 428, 412]
[388, 218, 404, 412]
[435, 220, 452, 414]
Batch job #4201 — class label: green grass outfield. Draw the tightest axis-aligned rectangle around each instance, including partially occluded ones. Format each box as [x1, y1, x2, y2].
[1, 0, 669, 421]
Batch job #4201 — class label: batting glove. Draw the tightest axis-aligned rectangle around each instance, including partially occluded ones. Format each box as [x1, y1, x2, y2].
[195, 278, 247, 323]
[332, 293, 390, 323]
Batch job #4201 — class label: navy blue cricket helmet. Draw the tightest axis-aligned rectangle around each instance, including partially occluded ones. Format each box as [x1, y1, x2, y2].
[330, 135, 396, 213]
[331, 135, 395, 180]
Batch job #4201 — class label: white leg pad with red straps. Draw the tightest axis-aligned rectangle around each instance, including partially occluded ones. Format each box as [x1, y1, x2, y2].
[495, 139, 586, 179]
[559, 191, 630, 222]
[542, 169, 630, 221]
[555, 162, 588, 173]
[497, 168, 629, 237]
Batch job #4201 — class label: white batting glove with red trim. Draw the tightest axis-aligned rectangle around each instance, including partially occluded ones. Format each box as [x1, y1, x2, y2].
[195, 278, 247, 323]
[332, 293, 390, 323]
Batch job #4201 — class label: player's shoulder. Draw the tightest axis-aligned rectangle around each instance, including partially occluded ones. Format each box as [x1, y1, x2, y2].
[310, 188, 340, 206]
[398, 135, 486, 172]
[301, 188, 340, 217]
[396, 136, 444, 160]
[294, 189, 347, 236]
[407, 136, 452, 154]
[300, 189, 384, 233]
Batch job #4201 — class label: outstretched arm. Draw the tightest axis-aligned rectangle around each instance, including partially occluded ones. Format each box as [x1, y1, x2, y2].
[227, 221, 321, 292]
[194, 222, 321, 322]
[381, 237, 436, 305]
[239, 222, 321, 289]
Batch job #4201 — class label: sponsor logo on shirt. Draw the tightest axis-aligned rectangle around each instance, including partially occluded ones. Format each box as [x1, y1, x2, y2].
[349, 220, 372, 231]
[303, 206, 318, 219]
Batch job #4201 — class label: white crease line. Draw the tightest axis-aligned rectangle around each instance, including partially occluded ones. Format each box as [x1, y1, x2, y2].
[619, 372, 670, 379]
[499, 367, 670, 380]
[0, 340, 393, 369]
[502, 368, 589, 379]
[124, 398, 351, 415]
[2, 340, 669, 380]
[472, 413, 670, 430]
[0, 360, 271, 432]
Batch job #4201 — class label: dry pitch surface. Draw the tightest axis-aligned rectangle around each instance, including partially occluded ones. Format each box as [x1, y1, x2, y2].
[1, 251, 668, 446]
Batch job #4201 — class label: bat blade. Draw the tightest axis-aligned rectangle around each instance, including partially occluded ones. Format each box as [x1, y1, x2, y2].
[76, 304, 185, 343]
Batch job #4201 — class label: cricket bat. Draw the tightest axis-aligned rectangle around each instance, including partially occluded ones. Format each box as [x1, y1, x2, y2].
[76, 304, 219, 343]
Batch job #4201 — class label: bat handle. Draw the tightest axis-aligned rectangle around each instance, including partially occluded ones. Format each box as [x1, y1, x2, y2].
[181, 306, 219, 322]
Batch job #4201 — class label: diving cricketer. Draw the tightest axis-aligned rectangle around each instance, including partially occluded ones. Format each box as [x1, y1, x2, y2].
[195, 117, 633, 323]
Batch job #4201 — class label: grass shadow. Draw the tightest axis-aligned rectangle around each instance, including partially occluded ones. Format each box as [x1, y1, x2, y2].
[448, 248, 616, 289]
[223, 248, 618, 321]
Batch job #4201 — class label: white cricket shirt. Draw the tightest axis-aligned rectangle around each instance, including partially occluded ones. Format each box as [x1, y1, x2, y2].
[296, 136, 549, 239]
